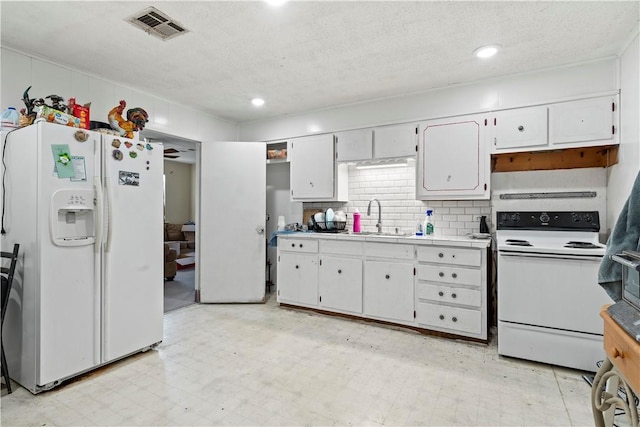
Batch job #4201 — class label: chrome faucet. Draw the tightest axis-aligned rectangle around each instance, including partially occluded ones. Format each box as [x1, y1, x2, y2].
[367, 198, 382, 233]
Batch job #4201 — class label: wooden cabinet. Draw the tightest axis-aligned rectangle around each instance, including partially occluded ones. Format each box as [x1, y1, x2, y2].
[493, 106, 548, 152]
[373, 123, 418, 159]
[277, 238, 318, 307]
[415, 245, 487, 340]
[549, 96, 616, 147]
[289, 134, 348, 201]
[335, 129, 373, 161]
[417, 113, 490, 200]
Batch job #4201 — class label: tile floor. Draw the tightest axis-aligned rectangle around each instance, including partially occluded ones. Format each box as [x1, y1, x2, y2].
[1, 292, 604, 426]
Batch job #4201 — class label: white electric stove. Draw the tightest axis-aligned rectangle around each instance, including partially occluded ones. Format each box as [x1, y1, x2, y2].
[496, 211, 613, 372]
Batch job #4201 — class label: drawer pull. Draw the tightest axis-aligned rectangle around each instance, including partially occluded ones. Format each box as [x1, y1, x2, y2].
[438, 253, 444, 258]
[385, 274, 390, 279]
[452, 317, 458, 322]
[611, 347, 623, 359]
[438, 291, 444, 297]
[439, 314, 445, 320]
[451, 293, 457, 299]
[338, 269, 342, 274]
[452, 273, 458, 279]
[439, 272, 444, 277]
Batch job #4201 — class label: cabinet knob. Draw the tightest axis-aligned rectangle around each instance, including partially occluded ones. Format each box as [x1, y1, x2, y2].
[291, 243, 295, 247]
[452, 273, 458, 279]
[438, 291, 444, 297]
[611, 347, 623, 359]
[385, 274, 390, 279]
[439, 314, 445, 320]
[295, 265, 299, 269]
[438, 253, 444, 258]
[451, 293, 457, 299]
[452, 317, 458, 322]
[517, 125, 525, 132]
[439, 272, 444, 277]
[299, 244, 303, 248]
[338, 269, 342, 274]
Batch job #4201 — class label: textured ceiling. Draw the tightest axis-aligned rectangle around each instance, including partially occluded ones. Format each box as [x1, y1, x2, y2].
[1, 1, 638, 126]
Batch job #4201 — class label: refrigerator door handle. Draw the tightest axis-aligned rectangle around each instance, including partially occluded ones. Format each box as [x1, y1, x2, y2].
[105, 177, 113, 253]
[94, 181, 104, 251]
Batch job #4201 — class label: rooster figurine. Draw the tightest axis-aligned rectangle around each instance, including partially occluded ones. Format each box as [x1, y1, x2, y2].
[107, 100, 149, 139]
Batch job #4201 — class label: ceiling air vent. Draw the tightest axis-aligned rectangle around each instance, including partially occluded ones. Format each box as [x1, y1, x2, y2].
[126, 7, 188, 41]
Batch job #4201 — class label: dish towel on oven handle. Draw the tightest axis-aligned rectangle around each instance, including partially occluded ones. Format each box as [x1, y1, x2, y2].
[598, 169, 640, 301]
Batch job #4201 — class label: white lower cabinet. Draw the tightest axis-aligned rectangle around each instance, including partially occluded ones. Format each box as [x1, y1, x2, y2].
[363, 260, 415, 323]
[277, 236, 488, 341]
[277, 239, 319, 307]
[319, 256, 362, 314]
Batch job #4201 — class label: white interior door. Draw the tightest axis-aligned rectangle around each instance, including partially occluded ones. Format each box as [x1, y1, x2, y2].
[199, 141, 266, 302]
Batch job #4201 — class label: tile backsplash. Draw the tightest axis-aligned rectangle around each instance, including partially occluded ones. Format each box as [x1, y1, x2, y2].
[306, 164, 491, 236]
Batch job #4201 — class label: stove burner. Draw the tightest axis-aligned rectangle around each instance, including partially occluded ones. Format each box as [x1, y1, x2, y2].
[506, 239, 532, 247]
[564, 241, 600, 249]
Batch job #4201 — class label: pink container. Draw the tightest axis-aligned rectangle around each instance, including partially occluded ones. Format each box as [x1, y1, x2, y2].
[353, 209, 361, 233]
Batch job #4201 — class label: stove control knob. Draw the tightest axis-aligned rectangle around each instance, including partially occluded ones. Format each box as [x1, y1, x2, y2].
[539, 213, 550, 223]
[511, 213, 520, 222]
[571, 213, 581, 222]
[583, 214, 593, 223]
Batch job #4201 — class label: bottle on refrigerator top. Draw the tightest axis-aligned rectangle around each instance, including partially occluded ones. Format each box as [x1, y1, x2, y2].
[424, 209, 434, 236]
[1, 107, 19, 130]
[353, 208, 361, 233]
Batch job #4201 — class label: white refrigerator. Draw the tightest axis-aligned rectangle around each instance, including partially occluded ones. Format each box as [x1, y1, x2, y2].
[1, 121, 163, 393]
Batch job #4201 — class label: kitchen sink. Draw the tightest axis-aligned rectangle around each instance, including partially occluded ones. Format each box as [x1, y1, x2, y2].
[354, 231, 408, 237]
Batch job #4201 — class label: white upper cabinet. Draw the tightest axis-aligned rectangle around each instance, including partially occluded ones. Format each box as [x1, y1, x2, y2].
[417, 113, 490, 200]
[290, 134, 348, 201]
[335, 129, 373, 161]
[549, 96, 617, 147]
[493, 106, 548, 152]
[373, 123, 418, 159]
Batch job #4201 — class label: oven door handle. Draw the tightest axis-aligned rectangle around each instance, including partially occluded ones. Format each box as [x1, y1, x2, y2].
[499, 252, 603, 262]
[611, 254, 640, 271]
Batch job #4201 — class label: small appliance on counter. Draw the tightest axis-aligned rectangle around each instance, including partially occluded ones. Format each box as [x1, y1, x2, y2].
[608, 250, 640, 341]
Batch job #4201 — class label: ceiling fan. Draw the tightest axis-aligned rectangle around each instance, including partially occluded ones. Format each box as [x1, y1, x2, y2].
[164, 147, 180, 159]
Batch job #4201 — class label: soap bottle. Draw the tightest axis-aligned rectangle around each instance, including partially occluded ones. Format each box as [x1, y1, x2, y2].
[424, 209, 434, 236]
[0, 107, 19, 130]
[479, 215, 489, 234]
[353, 208, 361, 233]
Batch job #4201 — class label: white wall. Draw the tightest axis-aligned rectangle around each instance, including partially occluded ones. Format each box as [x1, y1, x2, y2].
[606, 31, 640, 231]
[0, 48, 238, 143]
[239, 58, 618, 141]
[164, 160, 194, 224]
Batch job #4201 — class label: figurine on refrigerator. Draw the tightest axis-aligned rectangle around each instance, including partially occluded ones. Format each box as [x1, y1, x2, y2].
[107, 100, 149, 139]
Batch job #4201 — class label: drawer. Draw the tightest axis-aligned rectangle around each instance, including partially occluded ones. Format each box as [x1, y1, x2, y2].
[602, 309, 640, 393]
[417, 264, 480, 287]
[416, 283, 481, 308]
[365, 242, 414, 260]
[321, 239, 363, 256]
[417, 246, 480, 267]
[416, 302, 482, 335]
[279, 238, 318, 254]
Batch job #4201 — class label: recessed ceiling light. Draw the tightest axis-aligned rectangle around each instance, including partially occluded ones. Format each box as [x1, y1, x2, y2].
[474, 45, 500, 59]
[251, 98, 265, 107]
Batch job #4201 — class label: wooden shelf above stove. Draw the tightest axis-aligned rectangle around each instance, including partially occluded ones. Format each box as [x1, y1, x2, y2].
[492, 144, 619, 173]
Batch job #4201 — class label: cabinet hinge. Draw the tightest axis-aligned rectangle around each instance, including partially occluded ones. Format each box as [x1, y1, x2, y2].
[484, 183, 487, 190]
[415, 127, 418, 135]
[413, 267, 416, 275]
[335, 152, 338, 159]
[413, 310, 416, 319]
[291, 190, 293, 196]
[612, 102, 615, 112]
[484, 118, 487, 126]
[320, 259, 322, 266]
[494, 118, 497, 126]
[415, 144, 418, 152]
[319, 295, 322, 302]
[612, 125, 615, 135]
[278, 255, 280, 262]
[277, 289, 280, 296]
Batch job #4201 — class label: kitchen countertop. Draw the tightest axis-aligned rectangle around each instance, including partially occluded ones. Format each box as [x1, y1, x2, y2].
[276, 231, 492, 248]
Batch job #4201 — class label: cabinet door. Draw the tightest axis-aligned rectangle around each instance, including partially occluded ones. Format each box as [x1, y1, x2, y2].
[336, 129, 373, 161]
[549, 96, 616, 146]
[364, 260, 414, 322]
[277, 253, 318, 306]
[493, 106, 548, 152]
[319, 256, 363, 314]
[290, 134, 335, 199]
[373, 124, 418, 159]
[417, 114, 489, 200]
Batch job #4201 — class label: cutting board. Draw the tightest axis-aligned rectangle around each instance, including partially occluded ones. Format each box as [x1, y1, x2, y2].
[303, 209, 323, 226]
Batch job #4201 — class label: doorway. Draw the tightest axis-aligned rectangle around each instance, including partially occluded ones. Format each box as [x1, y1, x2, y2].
[142, 129, 200, 313]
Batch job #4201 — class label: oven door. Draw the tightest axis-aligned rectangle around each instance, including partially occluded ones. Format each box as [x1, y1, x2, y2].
[498, 251, 612, 334]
